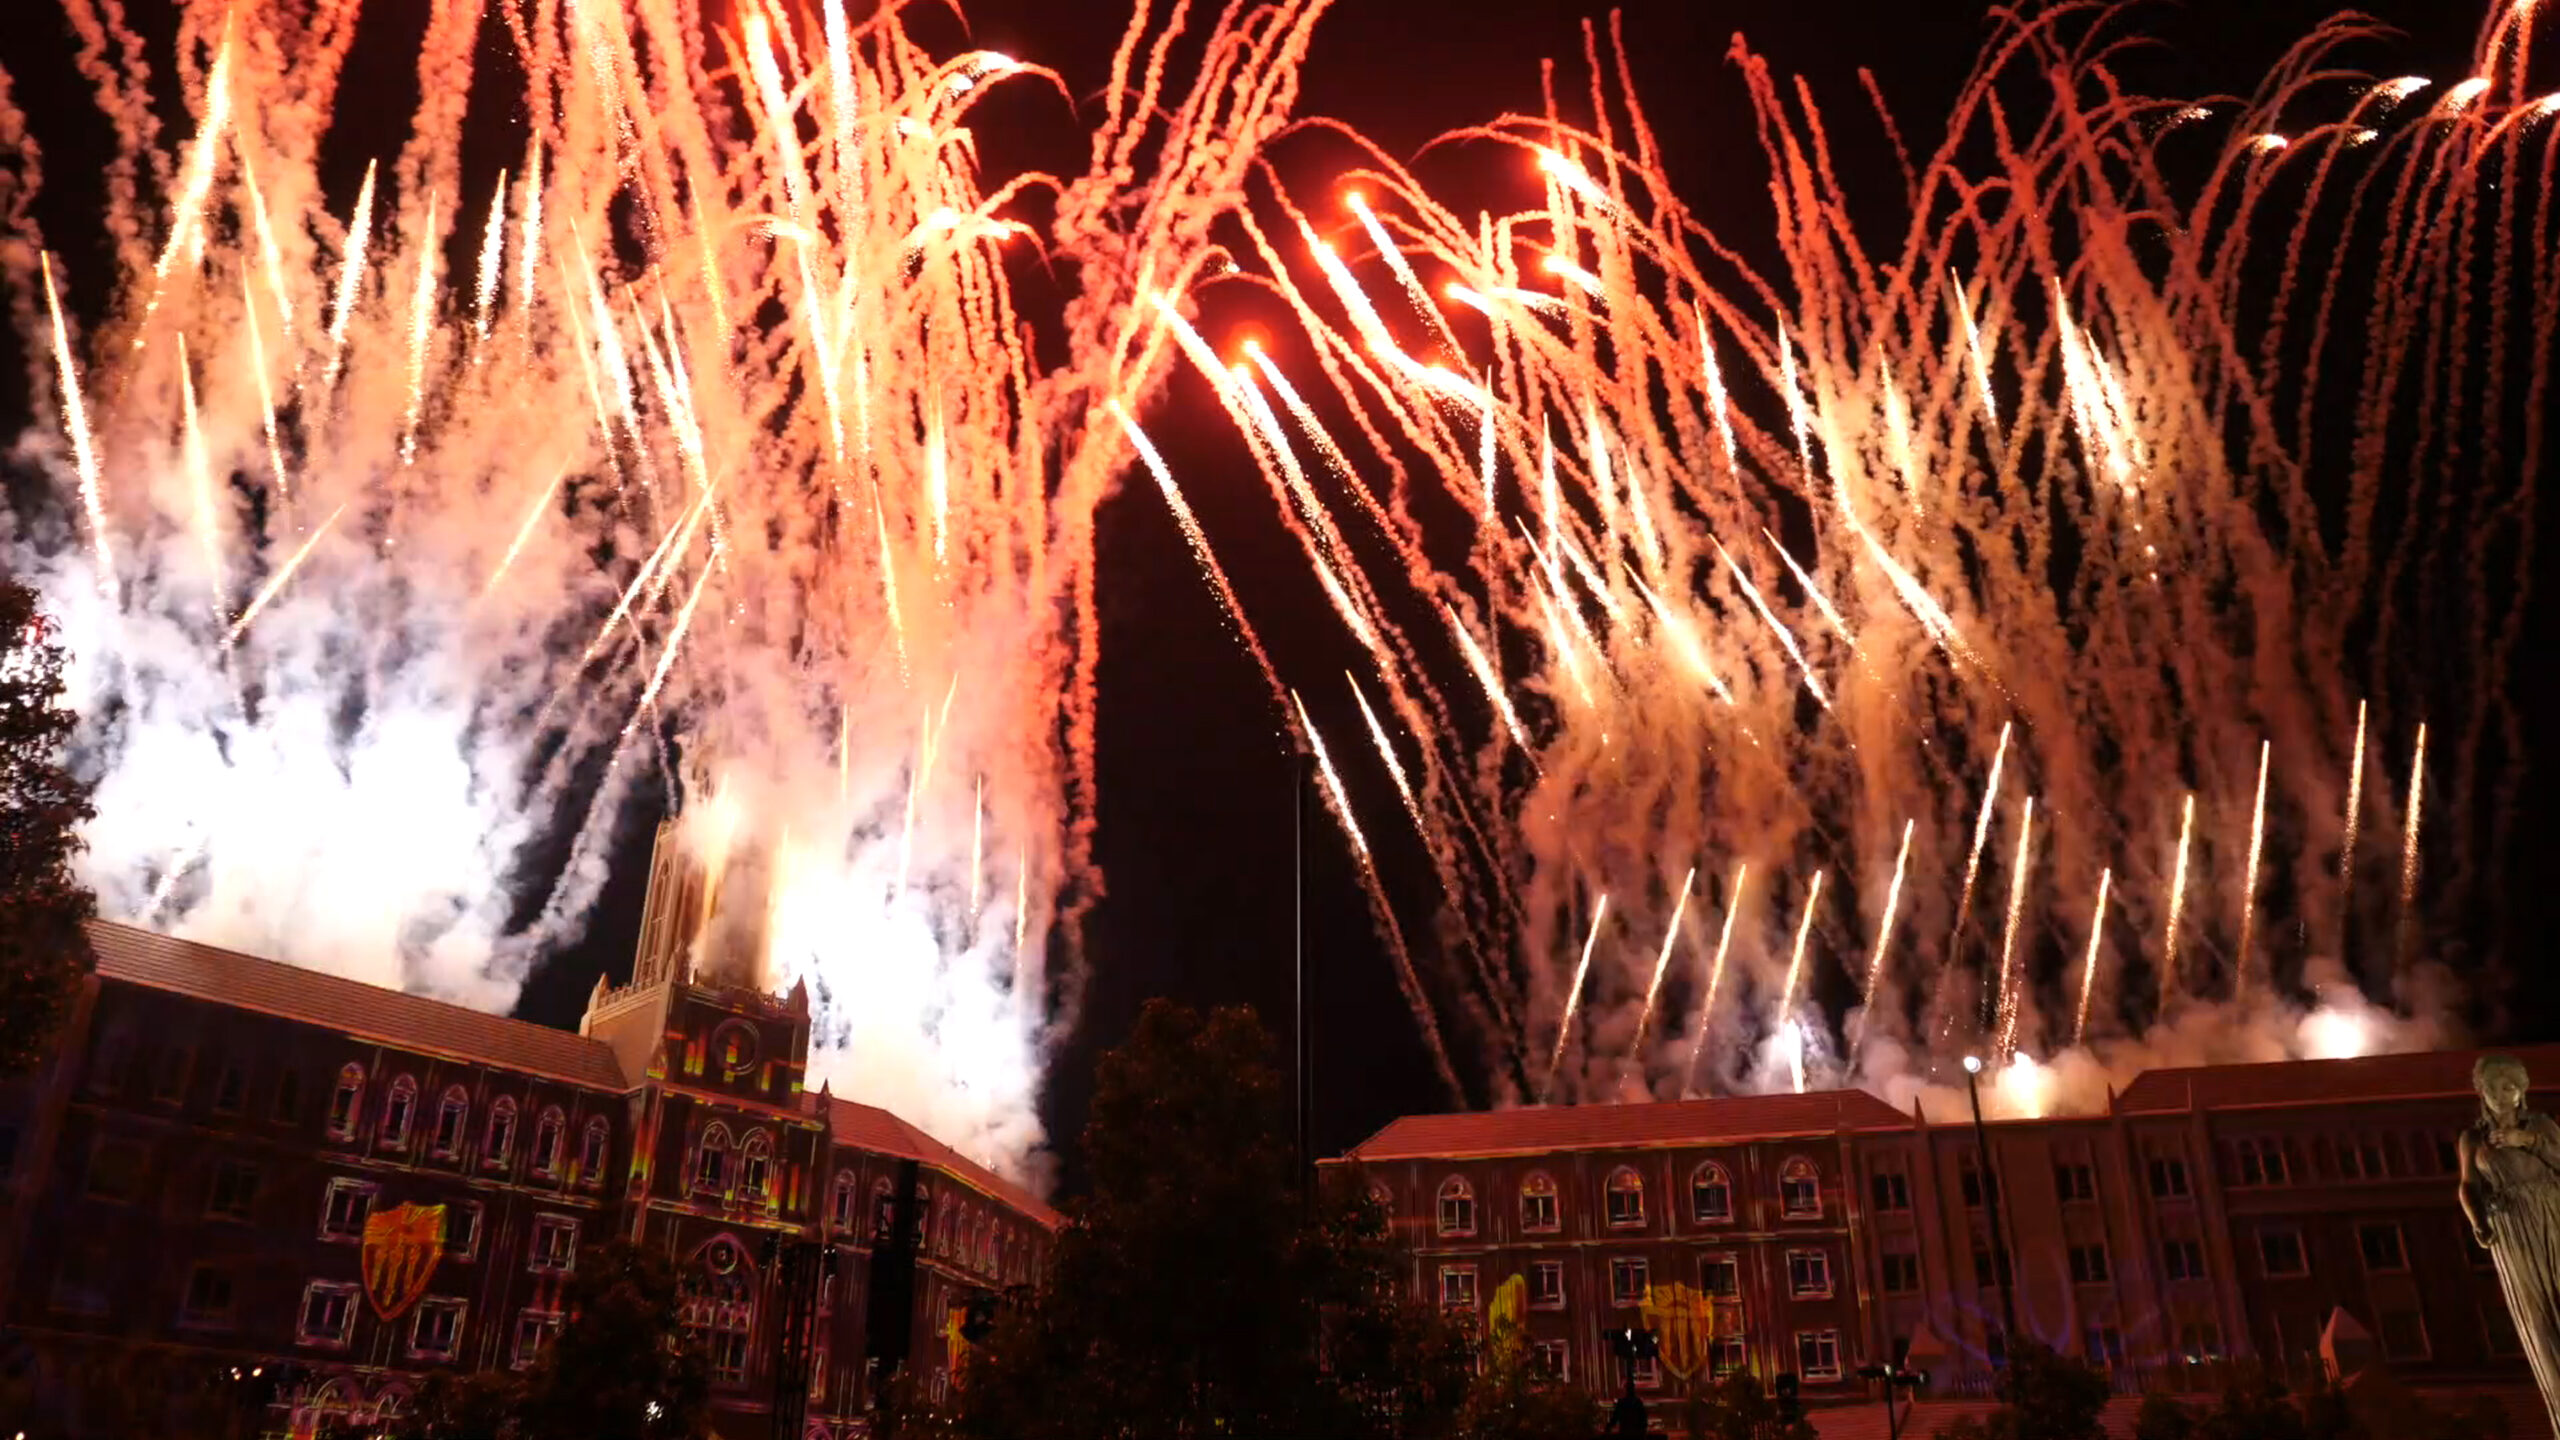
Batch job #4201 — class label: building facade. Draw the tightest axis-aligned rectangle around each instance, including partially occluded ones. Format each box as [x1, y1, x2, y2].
[1329, 1046, 2560, 1437]
[0, 830, 1055, 1440]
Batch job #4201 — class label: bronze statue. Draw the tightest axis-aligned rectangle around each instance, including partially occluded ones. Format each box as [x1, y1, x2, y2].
[2459, 1053, 2560, 1433]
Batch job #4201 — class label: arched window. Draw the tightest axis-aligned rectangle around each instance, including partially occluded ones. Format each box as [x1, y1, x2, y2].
[431, 1087, 470, 1157]
[483, 1097, 517, 1167]
[531, 1107, 566, 1176]
[872, 1178, 897, 1239]
[1520, 1172, 1561, 1232]
[1779, 1156, 1822, 1219]
[739, 1131, 774, 1202]
[1690, 1162, 1733, 1223]
[832, 1172, 860, 1230]
[1605, 1167, 1646, 1227]
[936, 1204, 955, 1257]
[380, 1077, 418, 1148]
[694, 1124, 732, 1193]
[1436, 1177, 1477, 1237]
[326, 1064, 366, 1140]
[579, 1118, 610, 1186]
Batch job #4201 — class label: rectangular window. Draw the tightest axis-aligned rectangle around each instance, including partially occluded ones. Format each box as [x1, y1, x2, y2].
[2359, 1223, 2408, 1272]
[1787, 1248, 1832, 1298]
[212, 1062, 247, 1115]
[530, 1214, 578, 1274]
[2068, 1244, 2111, 1284]
[1700, 1254, 1741, 1299]
[1606, 1178, 1645, 1227]
[2054, 1163, 2096, 1203]
[2379, 1308, 2429, 1361]
[1632, 1354, 1660, 1388]
[1780, 1169, 1822, 1219]
[2259, 1228, 2308, 1277]
[1530, 1260, 1565, 1309]
[411, 1298, 467, 1360]
[207, 1158, 259, 1221]
[1795, 1329, 1842, 1382]
[1692, 1170, 1733, 1223]
[180, 1264, 237, 1330]
[446, 1202, 483, 1262]
[2085, 1325, 2125, 1367]
[1711, 1337, 1748, 1377]
[2235, 1138, 2290, 1187]
[1610, 1257, 1650, 1305]
[1439, 1266, 1479, 1310]
[2149, 1154, 2190, 1198]
[272, 1068, 302, 1125]
[1870, 1171, 1911, 1212]
[1532, 1340, 1569, 1380]
[320, 1177, 375, 1241]
[1881, 1252, 1921, 1294]
[712, 1326, 750, 1384]
[511, 1311, 562, 1369]
[2178, 1321, 2223, 1362]
[84, 1136, 147, 1202]
[1972, 1245, 2014, 1289]
[1959, 1161, 2000, 1208]
[2162, 1238, 2207, 1281]
[298, 1281, 358, 1348]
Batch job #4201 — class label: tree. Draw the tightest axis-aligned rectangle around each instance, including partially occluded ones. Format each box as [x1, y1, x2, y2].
[0, 576, 95, 1074]
[515, 1238, 712, 1440]
[1455, 1321, 1602, 1440]
[1682, 1371, 1818, 1440]
[2135, 1366, 2511, 1440]
[1933, 1342, 2111, 1440]
[395, 1370, 523, 1440]
[952, 1000, 1471, 1440]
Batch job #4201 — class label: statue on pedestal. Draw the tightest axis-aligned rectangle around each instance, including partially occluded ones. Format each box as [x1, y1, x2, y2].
[2459, 1053, 2560, 1434]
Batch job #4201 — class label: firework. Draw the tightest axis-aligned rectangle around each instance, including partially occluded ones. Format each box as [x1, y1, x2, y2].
[1992, 798, 2036, 1060]
[2073, 868, 2112, 1046]
[1632, 869, 1697, 1058]
[1850, 820, 1916, 1066]
[2162, 795, 2197, 1009]
[1547, 893, 1611, 1100]
[1776, 870, 1826, 1023]
[2235, 740, 2272, 997]
[1683, 864, 1749, 1098]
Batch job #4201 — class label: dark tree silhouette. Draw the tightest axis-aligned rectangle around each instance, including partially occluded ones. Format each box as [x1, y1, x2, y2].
[0, 576, 95, 1075]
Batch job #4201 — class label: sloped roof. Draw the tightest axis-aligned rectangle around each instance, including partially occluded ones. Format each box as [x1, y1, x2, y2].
[2111, 1044, 2560, 1115]
[86, 919, 630, 1090]
[817, 1093, 1060, 1229]
[1341, 1089, 1913, 1162]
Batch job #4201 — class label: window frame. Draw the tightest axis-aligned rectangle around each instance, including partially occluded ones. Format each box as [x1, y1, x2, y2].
[1786, 1247, 1834, 1299]
[738, 1130, 774, 1201]
[531, 1107, 566, 1176]
[212, 1060, 248, 1115]
[2258, 1226, 2309, 1278]
[410, 1297, 469, 1361]
[1520, 1171, 1561, 1233]
[1870, 1169, 1911, 1212]
[380, 1076, 419, 1150]
[325, 1064, 366, 1141]
[180, 1262, 239, 1331]
[511, 1310, 563, 1369]
[1795, 1328, 1843, 1382]
[446, 1201, 484, 1262]
[2149, 1153, 2191, 1198]
[1438, 1264, 1480, 1312]
[1532, 1339, 1570, 1381]
[1778, 1156, 1823, 1219]
[1699, 1252, 1742, 1300]
[483, 1097, 518, 1169]
[297, 1280, 360, 1349]
[1604, 1166, 1646, 1228]
[579, 1118, 611, 1188]
[2068, 1242, 2111, 1285]
[2162, 1237, 2207, 1282]
[431, 1087, 470, 1158]
[84, 1135, 148, 1203]
[319, 1176, 377, 1242]
[2358, 1221, 2409, 1274]
[2055, 1161, 2096, 1204]
[530, 1213, 580, 1275]
[1435, 1176, 1477, 1238]
[1881, 1250, 1921, 1295]
[1609, 1255, 1651, 1306]
[1690, 1161, 1734, 1224]
[1530, 1259, 1566, 1310]
[206, 1157, 259, 1222]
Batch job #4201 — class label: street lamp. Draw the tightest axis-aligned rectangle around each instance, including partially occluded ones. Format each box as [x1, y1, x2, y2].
[1856, 1362, 1929, 1440]
[1960, 1055, 2023, 1357]
[1605, 1326, 1660, 1439]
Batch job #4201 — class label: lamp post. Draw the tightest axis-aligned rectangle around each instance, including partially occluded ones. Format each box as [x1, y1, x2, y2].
[1856, 1362, 1929, 1440]
[1606, 1326, 1660, 1438]
[1961, 1055, 2023, 1360]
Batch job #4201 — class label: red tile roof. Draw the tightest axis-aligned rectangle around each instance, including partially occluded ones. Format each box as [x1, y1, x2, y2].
[86, 919, 630, 1090]
[1341, 1089, 1914, 1162]
[2110, 1043, 2560, 1115]
[816, 1093, 1060, 1229]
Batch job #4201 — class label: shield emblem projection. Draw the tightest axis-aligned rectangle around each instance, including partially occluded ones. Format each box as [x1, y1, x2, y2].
[361, 1202, 448, 1321]
[1640, 1282, 1717, 1380]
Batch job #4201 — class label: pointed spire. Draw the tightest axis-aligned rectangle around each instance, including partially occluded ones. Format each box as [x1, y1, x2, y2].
[787, 976, 810, 1015]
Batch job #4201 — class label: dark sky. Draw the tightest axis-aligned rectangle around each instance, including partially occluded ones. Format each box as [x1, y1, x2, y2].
[3, 0, 2535, 1196]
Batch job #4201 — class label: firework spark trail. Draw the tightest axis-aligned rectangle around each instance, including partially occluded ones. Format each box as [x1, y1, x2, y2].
[2398, 723, 2429, 973]
[2073, 868, 2112, 1046]
[1294, 690, 1369, 861]
[1348, 673, 1425, 836]
[322, 159, 377, 391]
[1762, 528, 1852, 644]
[400, 190, 442, 467]
[223, 506, 350, 650]
[2161, 794, 2197, 1010]
[1710, 535, 1830, 708]
[240, 272, 290, 500]
[1949, 722, 2014, 961]
[1444, 602, 1534, 755]
[1992, 797, 2036, 1059]
[40, 255, 110, 594]
[1850, 819, 1915, 1065]
[2235, 739, 2272, 998]
[1545, 893, 1610, 1100]
[2342, 700, 2369, 894]
[474, 169, 510, 342]
[136, 40, 231, 340]
[1682, 864, 1748, 1098]
[485, 471, 566, 594]
[1950, 271, 1999, 439]
[1776, 869, 1826, 1023]
[1631, 867, 1696, 1058]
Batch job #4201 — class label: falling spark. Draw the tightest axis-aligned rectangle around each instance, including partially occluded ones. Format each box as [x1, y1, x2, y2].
[240, 271, 290, 498]
[138, 40, 233, 337]
[1951, 271, 1999, 437]
[2161, 793, 2196, 1008]
[1850, 820, 1916, 1065]
[1348, 673, 1425, 836]
[1546, 893, 1611, 1099]
[1695, 301, 1739, 472]
[1762, 528, 1852, 644]
[402, 190, 442, 466]
[41, 254, 111, 593]
[2340, 700, 2368, 890]
[516, 138, 544, 323]
[1777, 869, 1826, 1021]
[629, 557, 718, 725]
[1949, 722, 2014, 957]
[1631, 868, 1696, 1056]
[1444, 601, 1534, 754]
[475, 169, 510, 341]
[2235, 739, 2272, 997]
[1683, 865, 1749, 1098]
[239, 148, 294, 338]
[485, 471, 567, 593]
[1992, 797, 2036, 1059]
[1294, 691, 1369, 860]
[223, 505, 348, 649]
[1711, 536, 1830, 708]
[2072, 868, 2112, 1046]
[2399, 723, 2428, 920]
[970, 774, 985, 921]
[324, 160, 380, 391]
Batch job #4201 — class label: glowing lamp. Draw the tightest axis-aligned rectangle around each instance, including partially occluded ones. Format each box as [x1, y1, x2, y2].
[1962, 1054, 1983, 1075]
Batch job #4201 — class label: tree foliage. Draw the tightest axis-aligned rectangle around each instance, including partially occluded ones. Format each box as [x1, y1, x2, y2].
[392, 1238, 711, 1440]
[1933, 1342, 2111, 1440]
[1453, 1320, 1602, 1440]
[952, 1000, 1476, 1440]
[1680, 1370, 1819, 1440]
[0, 576, 95, 1075]
[2133, 1365, 2511, 1440]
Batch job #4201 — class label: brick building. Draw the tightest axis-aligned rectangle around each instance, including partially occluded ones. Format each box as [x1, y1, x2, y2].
[0, 828, 1056, 1439]
[1329, 1046, 2560, 1437]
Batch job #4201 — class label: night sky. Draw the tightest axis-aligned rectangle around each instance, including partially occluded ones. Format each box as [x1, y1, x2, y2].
[2, 0, 2542, 1196]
